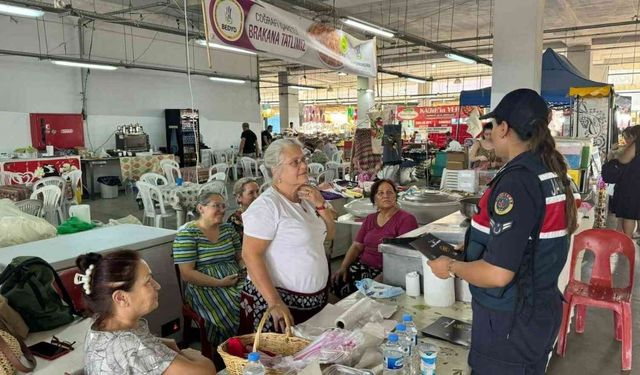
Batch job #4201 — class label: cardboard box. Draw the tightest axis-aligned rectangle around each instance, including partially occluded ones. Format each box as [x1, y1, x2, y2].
[447, 152, 467, 162]
[447, 161, 465, 170]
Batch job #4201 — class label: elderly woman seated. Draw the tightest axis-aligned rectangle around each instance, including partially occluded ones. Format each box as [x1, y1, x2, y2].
[227, 177, 260, 238]
[331, 179, 418, 299]
[173, 192, 244, 347]
[78, 250, 215, 375]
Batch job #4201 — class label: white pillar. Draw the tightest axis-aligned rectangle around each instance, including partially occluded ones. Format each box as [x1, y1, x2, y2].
[357, 76, 375, 128]
[567, 45, 591, 78]
[491, 0, 545, 108]
[278, 72, 300, 131]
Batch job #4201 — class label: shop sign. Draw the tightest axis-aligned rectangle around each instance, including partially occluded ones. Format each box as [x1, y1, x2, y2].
[207, 0, 377, 77]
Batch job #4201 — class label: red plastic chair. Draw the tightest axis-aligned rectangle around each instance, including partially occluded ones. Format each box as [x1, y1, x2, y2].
[174, 264, 213, 360]
[55, 267, 87, 315]
[556, 229, 634, 371]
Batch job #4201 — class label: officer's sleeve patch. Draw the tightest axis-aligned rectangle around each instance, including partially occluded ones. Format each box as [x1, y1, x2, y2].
[490, 219, 513, 235]
[494, 192, 514, 215]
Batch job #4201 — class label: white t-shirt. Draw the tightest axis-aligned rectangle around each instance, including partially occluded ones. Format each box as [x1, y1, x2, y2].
[242, 187, 328, 293]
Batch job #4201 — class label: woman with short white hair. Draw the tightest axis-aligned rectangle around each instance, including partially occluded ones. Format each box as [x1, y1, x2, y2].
[239, 138, 335, 333]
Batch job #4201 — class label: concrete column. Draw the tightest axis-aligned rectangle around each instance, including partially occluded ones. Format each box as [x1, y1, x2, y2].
[567, 45, 591, 78]
[357, 76, 375, 128]
[491, 0, 545, 108]
[278, 72, 300, 131]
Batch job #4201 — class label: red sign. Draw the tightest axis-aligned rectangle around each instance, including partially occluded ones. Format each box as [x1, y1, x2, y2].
[398, 105, 481, 147]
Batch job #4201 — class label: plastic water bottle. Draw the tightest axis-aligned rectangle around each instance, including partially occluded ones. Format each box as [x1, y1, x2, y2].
[382, 333, 404, 374]
[403, 313, 419, 346]
[395, 323, 412, 357]
[243, 352, 265, 375]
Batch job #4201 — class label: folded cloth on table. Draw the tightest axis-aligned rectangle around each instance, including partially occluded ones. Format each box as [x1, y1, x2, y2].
[355, 279, 404, 299]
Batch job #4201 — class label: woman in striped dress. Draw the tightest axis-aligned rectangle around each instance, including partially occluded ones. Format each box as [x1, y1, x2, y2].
[173, 192, 243, 346]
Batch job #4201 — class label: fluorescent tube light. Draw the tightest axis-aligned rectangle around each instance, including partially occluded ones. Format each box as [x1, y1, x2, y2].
[289, 85, 315, 91]
[337, 72, 348, 76]
[196, 39, 256, 55]
[51, 60, 117, 70]
[342, 18, 394, 38]
[407, 77, 429, 84]
[366, 89, 374, 93]
[209, 76, 246, 84]
[0, 4, 44, 17]
[445, 53, 477, 65]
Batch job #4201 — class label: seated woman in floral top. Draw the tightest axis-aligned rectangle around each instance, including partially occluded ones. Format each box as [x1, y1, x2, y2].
[78, 250, 215, 375]
[227, 177, 260, 237]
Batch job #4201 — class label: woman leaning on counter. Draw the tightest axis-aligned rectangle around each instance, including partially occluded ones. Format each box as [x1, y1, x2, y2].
[239, 138, 335, 333]
[428, 89, 579, 375]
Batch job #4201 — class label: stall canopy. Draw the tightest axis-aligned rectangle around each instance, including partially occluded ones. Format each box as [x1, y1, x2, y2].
[459, 48, 611, 106]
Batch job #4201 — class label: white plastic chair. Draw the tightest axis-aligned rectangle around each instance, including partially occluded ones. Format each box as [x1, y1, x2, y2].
[30, 185, 63, 225]
[198, 180, 228, 201]
[14, 199, 43, 217]
[307, 163, 325, 177]
[241, 157, 260, 179]
[160, 160, 181, 184]
[0, 172, 12, 185]
[259, 164, 272, 184]
[140, 172, 169, 186]
[136, 181, 174, 228]
[331, 151, 343, 163]
[209, 163, 229, 180]
[33, 176, 67, 218]
[207, 172, 227, 182]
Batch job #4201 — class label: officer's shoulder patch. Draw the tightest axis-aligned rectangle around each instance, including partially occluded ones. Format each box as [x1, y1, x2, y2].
[494, 192, 514, 215]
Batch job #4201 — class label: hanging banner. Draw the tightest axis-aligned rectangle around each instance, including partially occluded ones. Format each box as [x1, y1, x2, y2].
[207, 0, 377, 77]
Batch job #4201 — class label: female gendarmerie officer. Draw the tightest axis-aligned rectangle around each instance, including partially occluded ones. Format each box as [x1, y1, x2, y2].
[428, 88, 579, 375]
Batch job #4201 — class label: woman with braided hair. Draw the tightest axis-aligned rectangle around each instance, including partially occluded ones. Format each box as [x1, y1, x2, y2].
[428, 88, 579, 375]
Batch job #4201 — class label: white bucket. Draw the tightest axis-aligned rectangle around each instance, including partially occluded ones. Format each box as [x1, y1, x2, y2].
[422, 256, 455, 307]
[69, 204, 91, 223]
[455, 278, 472, 302]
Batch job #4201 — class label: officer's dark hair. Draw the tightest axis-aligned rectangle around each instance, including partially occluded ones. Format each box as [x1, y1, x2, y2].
[527, 118, 578, 234]
[370, 179, 398, 205]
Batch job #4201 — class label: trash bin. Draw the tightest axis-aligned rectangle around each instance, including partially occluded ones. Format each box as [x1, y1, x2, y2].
[97, 176, 120, 199]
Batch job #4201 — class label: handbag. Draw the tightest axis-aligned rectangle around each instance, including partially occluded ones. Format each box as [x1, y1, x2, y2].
[602, 159, 626, 184]
[0, 295, 28, 341]
[0, 330, 36, 375]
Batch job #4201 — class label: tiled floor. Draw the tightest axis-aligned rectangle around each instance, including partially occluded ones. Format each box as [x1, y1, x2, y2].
[87, 188, 639, 374]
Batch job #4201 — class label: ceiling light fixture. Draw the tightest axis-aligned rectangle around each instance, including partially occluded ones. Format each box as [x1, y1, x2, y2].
[196, 39, 257, 55]
[209, 76, 246, 84]
[337, 72, 348, 76]
[0, 3, 44, 17]
[342, 17, 395, 38]
[407, 77, 429, 84]
[289, 85, 315, 91]
[445, 53, 477, 65]
[366, 89, 374, 93]
[51, 60, 117, 70]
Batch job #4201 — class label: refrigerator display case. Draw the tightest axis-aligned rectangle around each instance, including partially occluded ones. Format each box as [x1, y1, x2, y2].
[165, 109, 200, 167]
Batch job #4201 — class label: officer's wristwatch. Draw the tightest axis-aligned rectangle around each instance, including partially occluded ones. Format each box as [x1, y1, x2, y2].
[447, 259, 457, 278]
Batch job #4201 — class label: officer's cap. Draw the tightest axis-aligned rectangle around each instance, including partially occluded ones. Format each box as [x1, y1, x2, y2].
[479, 88, 549, 140]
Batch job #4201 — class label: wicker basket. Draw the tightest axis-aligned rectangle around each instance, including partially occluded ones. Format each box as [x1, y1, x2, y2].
[218, 306, 310, 375]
